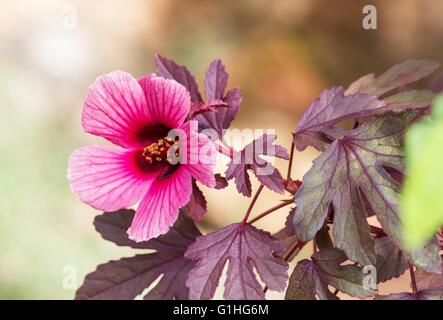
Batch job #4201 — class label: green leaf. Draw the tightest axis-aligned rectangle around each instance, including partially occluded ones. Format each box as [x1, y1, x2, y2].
[402, 95, 443, 248]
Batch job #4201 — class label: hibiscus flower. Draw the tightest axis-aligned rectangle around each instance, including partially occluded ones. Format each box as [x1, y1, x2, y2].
[67, 72, 216, 242]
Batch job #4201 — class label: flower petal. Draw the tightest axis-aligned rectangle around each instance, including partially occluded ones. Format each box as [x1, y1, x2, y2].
[82, 71, 152, 148]
[138, 75, 190, 129]
[179, 121, 216, 187]
[67, 145, 154, 211]
[128, 166, 193, 242]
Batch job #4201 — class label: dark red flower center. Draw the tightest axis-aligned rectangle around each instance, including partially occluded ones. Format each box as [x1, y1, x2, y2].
[142, 136, 179, 165]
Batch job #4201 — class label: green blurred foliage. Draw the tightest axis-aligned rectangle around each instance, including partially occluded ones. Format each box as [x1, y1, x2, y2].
[402, 96, 443, 248]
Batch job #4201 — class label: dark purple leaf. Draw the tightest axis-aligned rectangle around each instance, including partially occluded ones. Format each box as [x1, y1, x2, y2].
[189, 100, 228, 118]
[315, 225, 334, 250]
[360, 59, 440, 96]
[194, 87, 242, 136]
[214, 173, 228, 189]
[293, 112, 441, 271]
[225, 134, 289, 196]
[282, 208, 296, 238]
[285, 260, 338, 300]
[376, 289, 443, 300]
[225, 161, 252, 196]
[155, 54, 203, 103]
[312, 248, 376, 298]
[293, 87, 385, 151]
[204, 59, 228, 101]
[76, 211, 200, 300]
[416, 258, 443, 290]
[185, 223, 288, 300]
[94, 209, 145, 249]
[375, 237, 408, 283]
[185, 181, 207, 222]
[192, 59, 241, 136]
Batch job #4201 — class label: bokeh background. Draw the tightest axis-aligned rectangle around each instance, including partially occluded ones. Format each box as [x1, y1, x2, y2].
[1, 0, 443, 299]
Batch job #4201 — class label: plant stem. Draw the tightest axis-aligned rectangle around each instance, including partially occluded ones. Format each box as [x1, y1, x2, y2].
[247, 199, 293, 224]
[286, 141, 295, 181]
[282, 240, 305, 261]
[409, 262, 418, 297]
[241, 184, 265, 225]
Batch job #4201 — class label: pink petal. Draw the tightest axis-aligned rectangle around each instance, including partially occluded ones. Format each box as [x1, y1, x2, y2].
[138, 75, 190, 129]
[82, 71, 152, 148]
[67, 145, 154, 211]
[127, 166, 193, 242]
[179, 121, 216, 188]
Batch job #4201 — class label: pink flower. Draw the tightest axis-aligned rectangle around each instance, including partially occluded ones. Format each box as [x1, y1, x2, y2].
[67, 72, 216, 242]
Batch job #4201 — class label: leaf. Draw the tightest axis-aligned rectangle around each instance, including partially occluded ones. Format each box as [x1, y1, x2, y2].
[402, 96, 443, 248]
[225, 134, 289, 197]
[194, 89, 242, 137]
[189, 100, 228, 118]
[312, 248, 375, 298]
[374, 237, 408, 283]
[76, 210, 200, 300]
[375, 289, 443, 300]
[416, 258, 443, 290]
[293, 112, 440, 271]
[383, 90, 435, 111]
[315, 225, 334, 250]
[214, 173, 228, 189]
[345, 73, 375, 96]
[293, 87, 386, 151]
[285, 260, 338, 300]
[154, 54, 203, 103]
[204, 59, 228, 101]
[194, 59, 242, 137]
[185, 181, 207, 222]
[360, 59, 440, 96]
[185, 223, 288, 300]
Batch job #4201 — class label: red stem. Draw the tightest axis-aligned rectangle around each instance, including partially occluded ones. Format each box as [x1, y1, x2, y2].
[409, 262, 418, 297]
[286, 141, 295, 181]
[247, 199, 293, 224]
[241, 184, 265, 225]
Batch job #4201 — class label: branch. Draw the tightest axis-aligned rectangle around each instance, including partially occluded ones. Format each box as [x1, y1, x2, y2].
[247, 199, 293, 224]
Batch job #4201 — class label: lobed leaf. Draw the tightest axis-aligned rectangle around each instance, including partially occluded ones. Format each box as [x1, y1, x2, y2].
[194, 60, 242, 137]
[76, 210, 200, 300]
[312, 248, 376, 298]
[294, 112, 441, 271]
[285, 260, 338, 300]
[155, 54, 203, 103]
[416, 258, 443, 291]
[185, 223, 288, 300]
[359, 59, 440, 96]
[185, 181, 207, 222]
[374, 236, 408, 283]
[225, 134, 289, 196]
[293, 87, 385, 151]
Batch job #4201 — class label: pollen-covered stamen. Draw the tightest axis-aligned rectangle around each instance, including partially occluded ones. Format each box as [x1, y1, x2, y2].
[142, 137, 180, 165]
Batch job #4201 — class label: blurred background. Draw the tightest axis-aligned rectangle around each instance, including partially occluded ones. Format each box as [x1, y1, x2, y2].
[1, 0, 443, 299]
